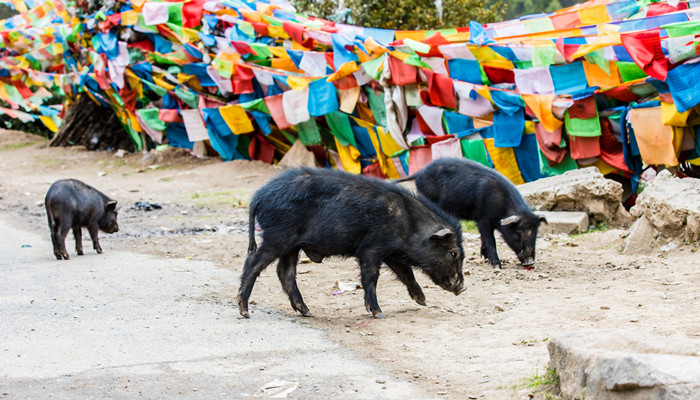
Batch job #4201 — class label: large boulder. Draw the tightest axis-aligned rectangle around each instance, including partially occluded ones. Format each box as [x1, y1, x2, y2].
[548, 329, 700, 400]
[628, 170, 700, 246]
[518, 168, 632, 226]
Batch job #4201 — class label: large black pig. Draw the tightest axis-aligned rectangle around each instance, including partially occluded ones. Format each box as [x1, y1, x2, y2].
[396, 158, 546, 269]
[237, 167, 466, 319]
[45, 179, 119, 260]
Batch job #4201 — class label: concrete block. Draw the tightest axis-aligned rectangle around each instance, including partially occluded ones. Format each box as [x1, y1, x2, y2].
[535, 211, 589, 235]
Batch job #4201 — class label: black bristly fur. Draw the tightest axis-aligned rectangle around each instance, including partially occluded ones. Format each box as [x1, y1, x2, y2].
[237, 167, 466, 319]
[44, 179, 119, 260]
[400, 158, 546, 269]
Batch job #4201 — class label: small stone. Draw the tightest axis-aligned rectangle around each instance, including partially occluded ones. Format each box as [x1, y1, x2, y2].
[495, 305, 505, 312]
[600, 306, 610, 310]
[375, 379, 386, 384]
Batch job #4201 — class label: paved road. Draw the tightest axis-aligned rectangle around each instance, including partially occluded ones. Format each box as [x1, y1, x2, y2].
[0, 216, 426, 399]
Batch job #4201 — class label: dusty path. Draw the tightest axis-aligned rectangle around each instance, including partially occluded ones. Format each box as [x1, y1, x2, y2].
[0, 217, 428, 399]
[1, 129, 698, 399]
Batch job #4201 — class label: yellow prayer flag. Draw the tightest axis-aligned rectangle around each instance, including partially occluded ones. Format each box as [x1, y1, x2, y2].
[522, 94, 563, 133]
[220, 104, 255, 134]
[39, 115, 59, 133]
[334, 137, 362, 174]
[483, 138, 525, 185]
[121, 10, 139, 25]
[577, 5, 610, 25]
[286, 76, 309, 90]
[661, 102, 691, 126]
[327, 61, 359, 82]
[267, 26, 290, 39]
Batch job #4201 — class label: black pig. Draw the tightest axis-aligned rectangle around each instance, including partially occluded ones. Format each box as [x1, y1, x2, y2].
[237, 167, 466, 319]
[396, 158, 546, 269]
[45, 179, 119, 260]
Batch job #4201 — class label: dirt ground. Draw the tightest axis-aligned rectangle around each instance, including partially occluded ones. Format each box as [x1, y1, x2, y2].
[1, 129, 698, 399]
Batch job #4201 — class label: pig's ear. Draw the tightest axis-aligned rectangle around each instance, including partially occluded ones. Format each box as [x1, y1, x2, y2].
[106, 200, 117, 211]
[500, 215, 521, 226]
[539, 216, 548, 225]
[430, 228, 454, 242]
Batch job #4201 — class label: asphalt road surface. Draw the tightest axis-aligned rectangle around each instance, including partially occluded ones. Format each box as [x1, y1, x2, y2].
[0, 215, 428, 399]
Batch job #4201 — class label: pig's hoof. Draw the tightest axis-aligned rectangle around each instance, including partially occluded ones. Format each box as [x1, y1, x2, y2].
[77, 250, 84, 256]
[95, 248, 103, 254]
[413, 297, 427, 306]
[301, 310, 313, 317]
[373, 312, 386, 319]
[239, 310, 250, 318]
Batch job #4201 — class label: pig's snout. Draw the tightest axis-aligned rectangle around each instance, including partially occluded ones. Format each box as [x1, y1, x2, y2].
[521, 257, 535, 267]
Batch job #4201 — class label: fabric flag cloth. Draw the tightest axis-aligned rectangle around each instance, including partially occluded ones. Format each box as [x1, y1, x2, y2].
[220, 104, 255, 134]
[550, 62, 588, 95]
[334, 137, 362, 174]
[308, 78, 339, 116]
[447, 59, 483, 84]
[534, 122, 566, 164]
[512, 133, 545, 182]
[483, 138, 525, 185]
[454, 81, 494, 117]
[522, 94, 563, 133]
[568, 135, 601, 159]
[628, 106, 679, 166]
[265, 94, 291, 130]
[417, 105, 446, 136]
[460, 138, 490, 167]
[282, 88, 310, 125]
[666, 62, 700, 113]
[513, 67, 555, 95]
[408, 145, 433, 174]
[165, 122, 194, 149]
[326, 111, 357, 147]
[564, 109, 602, 137]
[296, 119, 322, 145]
[180, 109, 210, 142]
[424, 70, 457, 109]
[388, 55, 419, 85]
[248, 134, 276, 164]
[599, 117, 630, 172]
[431, 137, 462, 160]
[202, 108, 240, 161]
[620, 29, 668, 81]
[493, 109, 525, 148]
[567, 95, 597, 119]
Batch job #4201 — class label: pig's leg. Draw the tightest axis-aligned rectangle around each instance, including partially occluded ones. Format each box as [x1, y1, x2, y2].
[385, 260, 426, 306]
[477, 221, 501, 268]
[237, 244, 279, 318]
[49, 219, 64, 260]
[358, 255, 384, 318]
[73, 227, 84, 255]
[276, 250, 311, 317]
[56, 223, 71, 260]
[87, 223, 103, 254]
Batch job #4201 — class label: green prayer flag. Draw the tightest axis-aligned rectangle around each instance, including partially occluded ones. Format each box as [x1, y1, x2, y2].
[325, 111, 357, 147]
[617, 61, 647, 82]
[296, 119, 322, 145]
[532, 44, 556, 67]
[137, 108, 167, 131]
[662, 21, 700, 37]
[362, 54, 385, 81]
[167, 3, 183, 26]
[175, 86, 199, 108]
[403, 54, 431, 69]
[538, 149, 577, 176]
[460, 139, 490, 167]
[366, 88, 387, 128]
[240, 98, 270, 114]
[142, 79, 168, 97]
[238, 21, 256, 38]
[584, 49, 609, 75]
[564, 110, 601, 137]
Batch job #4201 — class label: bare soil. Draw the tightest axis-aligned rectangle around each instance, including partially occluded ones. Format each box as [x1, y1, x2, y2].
[1, 129, 698, 399]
